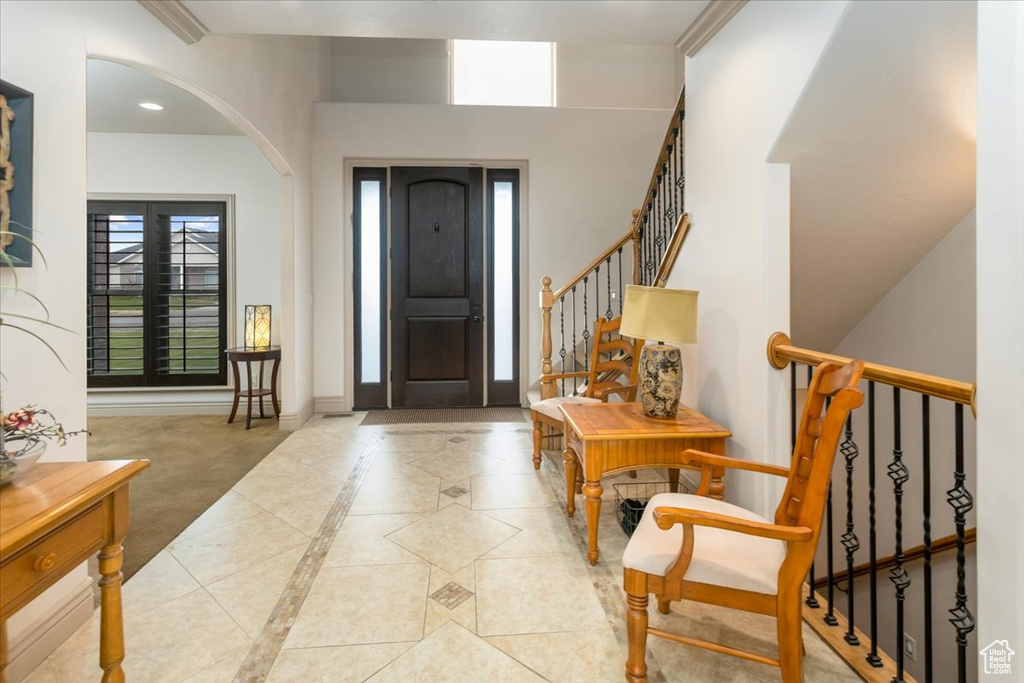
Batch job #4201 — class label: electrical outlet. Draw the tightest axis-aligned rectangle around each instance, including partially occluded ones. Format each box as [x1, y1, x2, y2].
[904, 633, 917, 661]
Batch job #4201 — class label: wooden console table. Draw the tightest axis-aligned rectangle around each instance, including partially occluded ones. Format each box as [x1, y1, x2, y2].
[560, 402, 731, 565]
[226, 346, 281, 430]
[0, 460, 149, 683]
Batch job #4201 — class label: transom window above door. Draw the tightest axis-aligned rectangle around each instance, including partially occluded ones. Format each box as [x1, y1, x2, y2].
[86, 200, 227, 388]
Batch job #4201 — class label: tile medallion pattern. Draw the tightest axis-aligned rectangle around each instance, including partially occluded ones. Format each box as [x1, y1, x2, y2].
[22, 416, 857, 683]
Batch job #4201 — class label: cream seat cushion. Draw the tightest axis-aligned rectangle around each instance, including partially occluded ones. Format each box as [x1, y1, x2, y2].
[622, 493, 786, 595]
[530, 396, 601, 421]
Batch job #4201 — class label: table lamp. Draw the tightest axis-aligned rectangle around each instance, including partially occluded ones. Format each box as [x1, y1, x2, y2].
[619, 285, 698, 419]
[244, 304, 272, 350]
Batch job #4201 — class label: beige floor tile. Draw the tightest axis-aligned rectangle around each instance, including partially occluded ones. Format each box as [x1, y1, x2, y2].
[475, 555, 608, 637]
[19, 661, 58, 683]
[364, 452, 441, 480]
[479, 508, 579, 559]
[485, 629, 624, 682]
[291, 449, 363, 479]
[466, 431, 534, 454]
[377, 432, 447, 453]
[407, 450, 509, 481]
[284, 564, 430, 648]
[168, 512, 308, 585]
[232, 458, 344, 536]
[471, 473, 555, 510]
[174, 490, 267, 543]
[122, 550, 201, 617]
[323, 513, 427, 567]
[47, 589, 251, 683]
[206, 545, 306, 637]
[437, 477, 472, 510]
[181, 647, 248, 682]
[365, 622, 545, 683]
[386, 504, 520, 573]
[267, 643, 415, 683]
[349, 476, 440, 515]
[424, 565, 477, 636]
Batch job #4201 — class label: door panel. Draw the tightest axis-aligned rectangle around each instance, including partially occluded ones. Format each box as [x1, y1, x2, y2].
[392, 167, 484, 407]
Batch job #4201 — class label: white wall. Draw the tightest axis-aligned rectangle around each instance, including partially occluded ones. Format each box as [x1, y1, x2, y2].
[667, 0, 850, 515]
[0, 0, 321, 674]
[829, 209, 978, 682]
[330, 37, 449, 105]
[976, 1, 1024, 679]
[85, 132, 282, 414]
[555, 43, 678, 109]
[311, 103, 669, 407]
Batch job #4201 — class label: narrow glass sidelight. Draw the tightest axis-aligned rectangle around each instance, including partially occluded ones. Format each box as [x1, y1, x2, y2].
[486, 170, 521, 405]
[359, 180, 382, 383]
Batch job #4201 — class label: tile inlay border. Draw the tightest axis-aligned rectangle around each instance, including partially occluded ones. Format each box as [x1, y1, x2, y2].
[233, 433, 383, 682]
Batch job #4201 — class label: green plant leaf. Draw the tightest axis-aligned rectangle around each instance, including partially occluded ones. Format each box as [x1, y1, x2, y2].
[0, 285, 52, 320]
[0, 227, 47, 268]
[0, 312, 76, 334]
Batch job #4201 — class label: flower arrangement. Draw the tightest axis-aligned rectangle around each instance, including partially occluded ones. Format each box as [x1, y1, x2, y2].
[0, 405, 86, 485]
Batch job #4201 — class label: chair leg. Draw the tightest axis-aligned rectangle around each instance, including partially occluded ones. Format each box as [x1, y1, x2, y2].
[532, 420, 543, 470]
[777, 589, 805, 683]
[563, 447, 578, 517]
[656, 595, 670, 614]
[624, 569, 650, 683]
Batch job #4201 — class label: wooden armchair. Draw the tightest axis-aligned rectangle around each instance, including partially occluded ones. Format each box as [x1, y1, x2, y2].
[529, 316, 645, 470]
[621, 359, 865, 683]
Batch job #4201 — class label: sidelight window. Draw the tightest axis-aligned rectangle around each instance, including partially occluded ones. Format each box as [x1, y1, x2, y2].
[353, 168, 388, 408]
[487, 170, 520, 404]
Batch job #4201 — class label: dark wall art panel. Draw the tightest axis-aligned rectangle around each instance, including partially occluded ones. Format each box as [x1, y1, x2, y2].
[0, 80, 34, 267]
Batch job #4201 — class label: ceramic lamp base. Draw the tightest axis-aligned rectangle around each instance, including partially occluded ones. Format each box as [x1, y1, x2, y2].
[638, 344, 683, 419]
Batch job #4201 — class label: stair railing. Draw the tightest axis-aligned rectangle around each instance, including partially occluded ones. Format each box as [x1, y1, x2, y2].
[539, 88, 689, 400]
[768, 332, 977, 683]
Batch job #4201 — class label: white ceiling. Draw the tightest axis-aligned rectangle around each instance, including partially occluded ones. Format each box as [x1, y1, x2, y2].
[87, 59, 242, 135]
[182, 0, 709, 45]
[770, 0, 976, 352]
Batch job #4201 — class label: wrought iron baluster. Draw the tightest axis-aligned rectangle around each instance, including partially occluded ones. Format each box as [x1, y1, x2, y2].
[652, 186, 661, 271]
[840, 414, 861, 643]
[594, 266, 600, 331]
[922, 395, 932, 683]
[571, 286, 578, 394]
[643, 211, 654, 284]
[825, 395, 838, 626]
[581, 277, 590, 376]
[617, 247, 623, 315]
[806, 364, 820, 608]
[668, 141, 677, 235]
[889, 387, 910, 683]
[559, 298, 566, 397]
[677, 110, 686, 210]
[605, 256, 613, 320]
[866, 381, 882, 666]
[947, 403, 974, 683]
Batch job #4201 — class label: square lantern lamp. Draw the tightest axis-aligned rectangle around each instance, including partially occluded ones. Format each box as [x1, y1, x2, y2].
[619, 285, 698, 419]
[244, 304, 272, 350]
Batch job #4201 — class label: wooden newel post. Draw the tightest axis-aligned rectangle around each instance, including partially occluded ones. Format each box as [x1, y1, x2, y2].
[630, 209, 642, 285]
[540, 276, 555, 399]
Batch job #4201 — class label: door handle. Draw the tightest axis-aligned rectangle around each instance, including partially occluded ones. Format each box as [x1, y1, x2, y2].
[471, 316, 483, 323]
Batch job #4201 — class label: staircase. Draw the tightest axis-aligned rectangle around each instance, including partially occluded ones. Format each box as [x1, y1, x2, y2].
[536, 88, 690, 401]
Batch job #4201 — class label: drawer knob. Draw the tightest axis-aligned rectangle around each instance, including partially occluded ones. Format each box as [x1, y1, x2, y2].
[34, 553, 57, 572]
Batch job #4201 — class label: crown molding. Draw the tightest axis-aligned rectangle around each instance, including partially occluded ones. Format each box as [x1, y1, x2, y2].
[137, 0, 209, 45]
[675, 0, 748, 56]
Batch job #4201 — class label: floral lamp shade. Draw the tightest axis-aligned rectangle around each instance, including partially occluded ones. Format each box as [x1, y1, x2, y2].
[244, 305, 272, 349]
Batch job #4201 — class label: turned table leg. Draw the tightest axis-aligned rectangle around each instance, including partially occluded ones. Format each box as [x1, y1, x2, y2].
[583, 479, 603, 565]
[624, 569, 650, 683]
[563, 447, 578, 517]
[98, 541, 126, 683]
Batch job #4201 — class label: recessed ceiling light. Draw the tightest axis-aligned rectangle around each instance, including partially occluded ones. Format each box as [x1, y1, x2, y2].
[138, 102, 163, 111]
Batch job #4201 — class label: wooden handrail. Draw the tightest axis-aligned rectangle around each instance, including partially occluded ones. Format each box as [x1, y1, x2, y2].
[636, 88, 686, 231]
[551, 230, 634, 302]
[813, 528, 976, 589]
[652, 214, 692, 287]
[767, 332, 977, 414]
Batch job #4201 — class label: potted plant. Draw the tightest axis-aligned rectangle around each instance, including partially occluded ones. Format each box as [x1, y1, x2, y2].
[1, 406, 86, 486]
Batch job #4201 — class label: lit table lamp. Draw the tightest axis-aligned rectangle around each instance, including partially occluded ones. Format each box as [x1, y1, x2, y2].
[619, 285, 698, 419]
[244, 304, 272, 350]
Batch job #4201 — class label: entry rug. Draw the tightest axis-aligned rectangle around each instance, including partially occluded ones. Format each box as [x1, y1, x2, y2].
[360, 407, 526, 425]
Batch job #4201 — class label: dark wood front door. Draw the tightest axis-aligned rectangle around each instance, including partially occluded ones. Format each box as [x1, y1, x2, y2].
[391, 167, 484, 407]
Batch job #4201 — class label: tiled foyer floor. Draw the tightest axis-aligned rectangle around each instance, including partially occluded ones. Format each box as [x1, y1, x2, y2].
[24, 415, 856, 683]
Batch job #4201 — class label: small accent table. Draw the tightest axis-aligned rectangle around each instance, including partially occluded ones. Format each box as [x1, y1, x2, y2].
[1, 460, 149, 683]
[560, 402, 731, 565]
[226, 346, 281, 429]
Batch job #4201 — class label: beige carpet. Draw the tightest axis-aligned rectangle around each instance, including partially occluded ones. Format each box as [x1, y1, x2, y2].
[87, 415, 289, 580]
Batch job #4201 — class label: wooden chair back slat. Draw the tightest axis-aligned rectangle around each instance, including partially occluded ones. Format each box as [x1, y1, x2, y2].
[582, 317, 645, 399]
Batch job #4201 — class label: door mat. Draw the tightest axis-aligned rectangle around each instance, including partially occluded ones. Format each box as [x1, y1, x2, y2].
[360, 407, 526, 425]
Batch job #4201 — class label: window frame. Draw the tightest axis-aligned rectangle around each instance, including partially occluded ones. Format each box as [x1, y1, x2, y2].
[352, 167, 389, 409]
[449, 40, 557, 107]
[486, 169, 521, 405]
[87, 199, 228, 388]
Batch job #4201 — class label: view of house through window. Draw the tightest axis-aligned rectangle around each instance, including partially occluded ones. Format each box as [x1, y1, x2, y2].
[86, 200, 227, 387]
[452, 40, 555, 107]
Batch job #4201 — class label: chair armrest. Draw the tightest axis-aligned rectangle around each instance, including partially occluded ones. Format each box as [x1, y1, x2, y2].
[539, 371, 590, 383]
[684, 449, 790, 478]
[595, 384, 637, 402]
[653, 506, 812, 543]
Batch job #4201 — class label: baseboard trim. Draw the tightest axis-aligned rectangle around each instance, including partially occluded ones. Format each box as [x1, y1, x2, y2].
[278, 398, 314, 432]
[313, 396, 347, 414]
[6, 579, 93, 682]
[87, 399, 234, 418]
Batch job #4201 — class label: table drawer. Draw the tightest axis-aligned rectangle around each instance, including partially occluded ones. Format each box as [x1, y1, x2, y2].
[0, 503, 105, 606]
